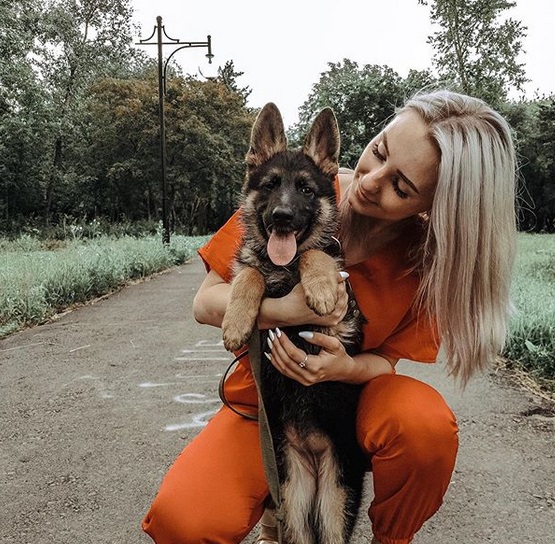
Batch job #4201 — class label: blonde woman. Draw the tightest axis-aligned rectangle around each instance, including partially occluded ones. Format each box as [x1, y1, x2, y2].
[142, 90, 517, 544]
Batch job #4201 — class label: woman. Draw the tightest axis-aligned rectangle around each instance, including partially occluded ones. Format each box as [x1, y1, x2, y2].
[142, 90, 517, 544]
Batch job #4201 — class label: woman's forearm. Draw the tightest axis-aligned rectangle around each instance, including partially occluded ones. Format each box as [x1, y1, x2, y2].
[192, 282, 231, 328]
[193, 277, 286, 330]
[344, 352, 397, 384]
[193, 270, 348, 331]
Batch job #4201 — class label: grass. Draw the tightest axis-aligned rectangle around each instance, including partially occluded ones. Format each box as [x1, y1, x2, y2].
[0, 234, 208, 337]
[1, 231, 554, 388]
[502, 233, 555, 386]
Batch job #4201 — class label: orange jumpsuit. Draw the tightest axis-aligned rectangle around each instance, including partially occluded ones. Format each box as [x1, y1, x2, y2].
[142, 212, 459, 544]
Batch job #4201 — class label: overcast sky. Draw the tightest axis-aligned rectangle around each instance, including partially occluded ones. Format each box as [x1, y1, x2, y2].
[130, 0, 554, 129]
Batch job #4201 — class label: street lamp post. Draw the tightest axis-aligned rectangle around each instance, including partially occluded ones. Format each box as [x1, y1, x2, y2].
[137, 16, 214, 244]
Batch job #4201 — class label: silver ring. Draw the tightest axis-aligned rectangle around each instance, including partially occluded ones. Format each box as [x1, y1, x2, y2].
[298, 353, 308, 369]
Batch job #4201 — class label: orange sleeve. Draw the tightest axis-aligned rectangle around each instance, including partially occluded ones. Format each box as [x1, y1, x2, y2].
[197, 210, 244, 283]
[347, 237, 439, 365]
[376, 309, 439, 363]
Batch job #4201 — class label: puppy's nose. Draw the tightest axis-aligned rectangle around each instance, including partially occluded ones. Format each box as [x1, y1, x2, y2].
[272, 206, 294, 225]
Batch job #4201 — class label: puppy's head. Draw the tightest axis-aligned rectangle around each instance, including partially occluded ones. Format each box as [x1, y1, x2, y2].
[245, 103, 339, 176]
[242, 103, 340, 266]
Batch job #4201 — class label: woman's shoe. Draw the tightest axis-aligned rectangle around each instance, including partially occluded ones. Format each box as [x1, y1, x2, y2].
[257, 507, 278, 543]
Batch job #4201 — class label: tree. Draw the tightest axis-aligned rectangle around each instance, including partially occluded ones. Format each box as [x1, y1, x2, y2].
[418, 0, 528, 105]
[157, 75, 255, 233]
[0, 0, 51, 229]
[82, 72, 254, 233]
[292, 60, 437, 168]
[505, 96, 555, 232]
[217, 60, 252, 107]
[36, 0, 139, 222]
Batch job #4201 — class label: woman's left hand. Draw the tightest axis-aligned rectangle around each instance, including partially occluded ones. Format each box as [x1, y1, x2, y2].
[264, 328, 355, 386]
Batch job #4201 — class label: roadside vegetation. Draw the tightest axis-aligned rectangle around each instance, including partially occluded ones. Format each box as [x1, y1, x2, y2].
[1, 230, 554, 389]
[502, 233, 555, 390]
[0, 231, 208, 337]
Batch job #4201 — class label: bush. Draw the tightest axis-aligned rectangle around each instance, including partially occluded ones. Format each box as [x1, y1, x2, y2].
[0, 234, 209, 336]
[503, 233, 555, 381]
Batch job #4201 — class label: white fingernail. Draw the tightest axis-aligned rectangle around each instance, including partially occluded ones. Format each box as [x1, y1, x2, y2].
[267, 337, 273, 349]
[264, 352, 272, 361]
[268, 329, 275, 341]
[298, 331, 314, 339]
[339, 271, 349, 279]
[275, 327, 282, 338]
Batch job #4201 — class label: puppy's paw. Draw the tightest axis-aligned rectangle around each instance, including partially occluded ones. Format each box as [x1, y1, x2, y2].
[304, 278, 338, 316]
[222, 307, 257, 352]
[300, 249, 340, 316]
[222, 321, 252, 352]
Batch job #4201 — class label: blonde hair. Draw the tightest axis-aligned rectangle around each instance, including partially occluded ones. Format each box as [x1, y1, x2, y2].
[400, 90, 517, 383]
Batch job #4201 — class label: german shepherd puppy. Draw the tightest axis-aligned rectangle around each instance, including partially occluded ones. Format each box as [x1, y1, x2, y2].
[222, 103, 366, 544]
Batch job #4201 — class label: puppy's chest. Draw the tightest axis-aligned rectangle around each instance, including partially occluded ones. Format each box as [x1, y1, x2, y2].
[238, 251, 300, 298]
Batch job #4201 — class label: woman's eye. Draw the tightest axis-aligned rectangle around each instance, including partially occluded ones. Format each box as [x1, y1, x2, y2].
[372, 143, 386, 161]
[392, 177, 409, 199]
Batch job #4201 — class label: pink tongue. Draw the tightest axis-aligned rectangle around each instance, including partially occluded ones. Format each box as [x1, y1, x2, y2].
[267, 231, 297, 266]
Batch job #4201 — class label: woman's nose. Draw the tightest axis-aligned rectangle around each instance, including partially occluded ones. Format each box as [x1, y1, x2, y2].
[359, 171, 382, 194]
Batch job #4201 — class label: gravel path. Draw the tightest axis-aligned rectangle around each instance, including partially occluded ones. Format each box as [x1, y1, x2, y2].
[1, 258, 553, 544]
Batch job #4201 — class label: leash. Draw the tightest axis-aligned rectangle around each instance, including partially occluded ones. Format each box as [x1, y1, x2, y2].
[218, 330, 284, 542]
[218, 349, 258, 421]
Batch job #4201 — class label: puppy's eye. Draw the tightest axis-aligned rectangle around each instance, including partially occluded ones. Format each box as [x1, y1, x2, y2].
[300, 186, 314, 195]
[263, 175, 281, 189]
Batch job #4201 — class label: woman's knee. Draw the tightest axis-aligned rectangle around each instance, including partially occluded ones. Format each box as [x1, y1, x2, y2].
[142, 408, 267, 543]
[143, 487, 261, 544]
[357, 374, 459, 469]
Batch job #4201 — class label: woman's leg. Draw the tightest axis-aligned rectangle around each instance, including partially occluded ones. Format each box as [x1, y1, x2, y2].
[142, 406, 269, 544]
[356, 374, 459, 544]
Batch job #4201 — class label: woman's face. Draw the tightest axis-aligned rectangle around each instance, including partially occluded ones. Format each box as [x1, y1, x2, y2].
[347, 110, 439, 222]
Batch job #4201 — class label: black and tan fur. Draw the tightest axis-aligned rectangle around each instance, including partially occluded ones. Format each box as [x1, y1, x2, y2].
[222, 103, 366, 544]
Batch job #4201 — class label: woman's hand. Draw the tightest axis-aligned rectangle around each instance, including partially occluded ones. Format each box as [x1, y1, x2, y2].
[257, 272, 350, 329]
[264, 328, 356, 386]
[264, 328, 398, 386]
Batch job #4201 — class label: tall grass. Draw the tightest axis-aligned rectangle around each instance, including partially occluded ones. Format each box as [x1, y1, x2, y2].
[503, 233, 555, 382]
[0, 234, 208, 337]
[2, 232, 554, 384]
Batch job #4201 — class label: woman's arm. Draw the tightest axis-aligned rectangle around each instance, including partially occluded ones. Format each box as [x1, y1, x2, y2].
[192, 270, 231, 328]
[266, 329, 397, 386]
[192, 269, 350, 330]
[194, 270, 395, 384]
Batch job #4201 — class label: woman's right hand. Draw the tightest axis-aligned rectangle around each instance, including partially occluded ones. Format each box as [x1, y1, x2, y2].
[257, 273, 350, 329]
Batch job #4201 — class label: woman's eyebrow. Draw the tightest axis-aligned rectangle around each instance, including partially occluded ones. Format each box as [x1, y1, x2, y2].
[383, 132, 421, 194]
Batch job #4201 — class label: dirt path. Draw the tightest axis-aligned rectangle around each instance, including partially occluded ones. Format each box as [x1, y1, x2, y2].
[1, 258, 553, 544]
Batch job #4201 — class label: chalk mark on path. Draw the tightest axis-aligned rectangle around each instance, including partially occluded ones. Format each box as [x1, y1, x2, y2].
[139, 337, 230, 431]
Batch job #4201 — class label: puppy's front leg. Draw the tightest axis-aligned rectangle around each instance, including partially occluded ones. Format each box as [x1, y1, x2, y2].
[222, 266, 266, 352]
[299, 249, 340, 316]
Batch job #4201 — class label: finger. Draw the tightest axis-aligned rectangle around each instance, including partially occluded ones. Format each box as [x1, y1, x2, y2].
[272, 328, 306, 367]
[268, 329, 312, 382]
[298, 330, 342, 353]
[264, 349, 290, 376]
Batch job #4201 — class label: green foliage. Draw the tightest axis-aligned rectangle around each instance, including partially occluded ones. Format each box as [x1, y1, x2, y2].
[503, 234, 555, 381]
[291, 60, 437, 167]
[218, 60, 253, 106]
[502, 96, 555, 232]
[0, 1, 255, 235]
[82, 74, 254, 233]
[418, 0, 528, 106]
[0, 234, 209, 336]
[0, 0, 145, 229]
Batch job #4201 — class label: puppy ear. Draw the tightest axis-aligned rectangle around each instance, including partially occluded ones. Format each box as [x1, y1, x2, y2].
[302, 108, 340, 177]
[245, 103, 287, 168]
